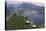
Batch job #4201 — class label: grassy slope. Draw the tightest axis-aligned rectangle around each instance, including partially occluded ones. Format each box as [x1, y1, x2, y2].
[7, 14, 25, 29]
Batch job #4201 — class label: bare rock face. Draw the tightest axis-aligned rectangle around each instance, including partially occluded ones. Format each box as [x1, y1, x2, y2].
[26, 20, 30, 23]
[24, 19, 34, 28]
[15, 10, 19, 16]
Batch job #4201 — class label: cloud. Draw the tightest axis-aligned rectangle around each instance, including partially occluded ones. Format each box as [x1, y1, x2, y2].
[23, 10, 38, 16]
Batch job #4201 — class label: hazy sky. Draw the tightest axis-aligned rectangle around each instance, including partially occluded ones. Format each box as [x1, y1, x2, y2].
[7, 0, 44, 3]
[6, 0, 45, 7]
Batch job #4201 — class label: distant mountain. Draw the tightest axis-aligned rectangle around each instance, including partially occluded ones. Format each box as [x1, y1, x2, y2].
[18, 3, 41, 10]
[7, 2, 44, 10]
[6, 2, 44, 17]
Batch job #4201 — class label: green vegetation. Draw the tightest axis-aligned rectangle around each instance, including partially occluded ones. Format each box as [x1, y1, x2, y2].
[7, 14, 25, 29]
